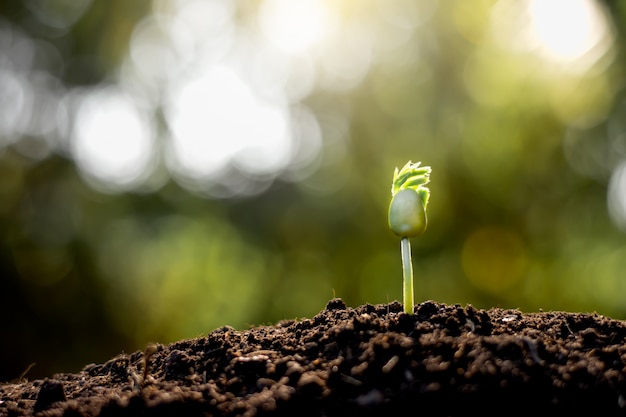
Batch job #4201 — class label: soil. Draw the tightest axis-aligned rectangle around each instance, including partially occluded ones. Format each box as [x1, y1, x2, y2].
[2, 298, 626, 416]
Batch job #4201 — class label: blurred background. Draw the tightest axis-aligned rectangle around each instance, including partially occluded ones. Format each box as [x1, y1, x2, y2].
[2, 0, 626, 380]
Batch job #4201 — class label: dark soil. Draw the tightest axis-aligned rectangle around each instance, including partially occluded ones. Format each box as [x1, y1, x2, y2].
[3, 298, 626, 416]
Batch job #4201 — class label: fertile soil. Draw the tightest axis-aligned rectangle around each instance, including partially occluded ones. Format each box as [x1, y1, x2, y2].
[3, 298, 626, 416]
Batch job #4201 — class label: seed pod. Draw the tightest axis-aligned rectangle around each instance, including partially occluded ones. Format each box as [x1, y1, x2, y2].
[388, 188, 427, 237]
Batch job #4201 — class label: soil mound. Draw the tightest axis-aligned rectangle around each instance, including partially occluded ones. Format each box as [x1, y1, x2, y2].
[3, 299, 626, 416]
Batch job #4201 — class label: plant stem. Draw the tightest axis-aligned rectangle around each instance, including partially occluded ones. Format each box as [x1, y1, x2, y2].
[401, 237, 414, 314]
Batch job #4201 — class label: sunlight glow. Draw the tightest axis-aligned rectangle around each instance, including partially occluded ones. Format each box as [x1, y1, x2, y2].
[6, 0, 405, 197]
[317, 24, 373, 92]
[528, 0, 608, 63]
[492, 0, 613, 74]
[123, 0, 329, 197]
[258, 0, 335, 54]
[71, 87, 154, 191]
[165, 65, 291, 183]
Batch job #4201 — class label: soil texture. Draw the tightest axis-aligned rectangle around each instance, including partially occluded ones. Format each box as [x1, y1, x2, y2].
[3, 298, 626, 416]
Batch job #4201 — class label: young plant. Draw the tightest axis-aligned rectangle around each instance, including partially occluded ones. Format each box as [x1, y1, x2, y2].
[388, 161, 431, 314]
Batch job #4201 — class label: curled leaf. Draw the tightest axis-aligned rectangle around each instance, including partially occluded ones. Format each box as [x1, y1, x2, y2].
[391, 161, 431, 209]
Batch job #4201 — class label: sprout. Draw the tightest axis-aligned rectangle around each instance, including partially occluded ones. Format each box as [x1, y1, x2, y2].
[388, 161, 431, 314]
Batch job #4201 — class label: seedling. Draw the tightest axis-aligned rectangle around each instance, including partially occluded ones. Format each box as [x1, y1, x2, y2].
[388, 161, 431, 314]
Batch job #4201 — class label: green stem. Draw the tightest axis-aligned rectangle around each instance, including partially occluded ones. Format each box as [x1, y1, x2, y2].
[401, 237, 414, 314]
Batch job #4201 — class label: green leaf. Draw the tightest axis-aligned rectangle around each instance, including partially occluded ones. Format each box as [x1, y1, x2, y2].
[390, 161, 431, 209]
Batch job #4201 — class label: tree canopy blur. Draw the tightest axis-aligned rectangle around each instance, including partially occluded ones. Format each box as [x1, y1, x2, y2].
[2, 0, 626, 380]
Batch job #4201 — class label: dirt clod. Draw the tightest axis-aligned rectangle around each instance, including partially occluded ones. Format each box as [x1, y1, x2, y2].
[33, 379, 66, 413]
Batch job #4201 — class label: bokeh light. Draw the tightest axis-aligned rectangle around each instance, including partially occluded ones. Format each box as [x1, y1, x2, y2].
[528, 0, 612, 68]
[608, 161, 626, 231]
[164, 64, 290, 184]
[0, 67, 30, 145]
[492, 0, 614, 74]
[259, 0, 335, 55]
[26, 0, 92, 32]
[71, 86, 155, 192]
[462, 227, 528, 294]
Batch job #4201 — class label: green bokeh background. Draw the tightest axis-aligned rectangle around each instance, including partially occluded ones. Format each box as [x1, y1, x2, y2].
[2, 0, 626, 380]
